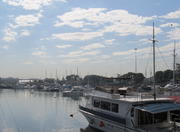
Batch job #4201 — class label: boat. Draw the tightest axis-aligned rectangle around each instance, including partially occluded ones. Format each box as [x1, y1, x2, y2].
[79, 91, 180, 132]
[79, 23, 180, 132]
[62, 86, 84, 97]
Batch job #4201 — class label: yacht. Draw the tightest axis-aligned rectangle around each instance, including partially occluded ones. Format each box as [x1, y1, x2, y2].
[62, 86, 84, 97]
[79, 23, 180, 132]
[79, 91, 180, 132]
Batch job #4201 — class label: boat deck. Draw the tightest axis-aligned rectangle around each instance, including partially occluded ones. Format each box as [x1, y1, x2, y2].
[88, 90, 172, 103]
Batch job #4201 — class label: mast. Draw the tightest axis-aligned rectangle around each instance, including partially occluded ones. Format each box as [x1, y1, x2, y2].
[134, 48, 137, 73]
[152, 22, 157, 100]
[173, 40, 176, 86]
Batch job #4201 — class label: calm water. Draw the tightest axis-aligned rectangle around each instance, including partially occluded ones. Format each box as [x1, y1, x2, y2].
[0, 89, 97, 132]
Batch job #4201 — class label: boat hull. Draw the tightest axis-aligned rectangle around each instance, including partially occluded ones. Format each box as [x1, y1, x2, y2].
[79, 106, 140, 132]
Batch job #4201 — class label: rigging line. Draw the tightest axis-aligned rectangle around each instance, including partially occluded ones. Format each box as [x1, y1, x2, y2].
[144, 46, 152, 77]
[156, 44, 170, 69]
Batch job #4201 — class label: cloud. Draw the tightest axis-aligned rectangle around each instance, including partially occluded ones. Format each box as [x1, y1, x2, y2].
[32, 51, 47, 57]
[161, 10, 180, 19]
[59, 50, 100, 58]
[53, 8, 160, 41]
[52, 23, 161, 41]
[80, 43, 105, 50]
[52, 31, 104, 41]
[3, 0, 67, 10]
[104, 39, 115, 45]
[20, 30, 30, 36]
[167, 28, 180, 40]
[13, 13, 42, 27]
[103, 23, 162, 36]
[54, 8, 106, 28]
[160, 23, 180, 28]
[56, 44, 72, 49]
[113, 46, 151, 57]
[2, 45, 9, 50]
[63, 58, 90, 64]
[55, 8, 154, 28]
[2, 28, 17, 42]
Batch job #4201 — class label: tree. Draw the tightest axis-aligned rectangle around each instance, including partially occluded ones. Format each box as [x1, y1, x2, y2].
[155, 71, 164, 83]
[120, 72, 145, 84]
[163, 70, 173, 82]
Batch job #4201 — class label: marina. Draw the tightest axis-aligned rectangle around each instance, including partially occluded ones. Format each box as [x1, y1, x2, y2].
[0, 0, 180, 132]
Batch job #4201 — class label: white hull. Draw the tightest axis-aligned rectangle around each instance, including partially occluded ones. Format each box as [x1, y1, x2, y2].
[80, 109, 141, 132]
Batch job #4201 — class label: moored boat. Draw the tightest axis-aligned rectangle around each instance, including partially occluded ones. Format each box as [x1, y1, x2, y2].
[79, 91, 180, 132]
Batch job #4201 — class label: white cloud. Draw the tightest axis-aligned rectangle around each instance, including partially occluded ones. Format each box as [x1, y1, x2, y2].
[35, 45, 46, 50]
[160, 23, 180, 28]
[113, 49, 135, 56]
[80, 43, 105, 50]
[52, 23, 161, 41]
[55, 8, 154, 28]
[32, 51, 47, 57]
[56, 44, 72, 49]
[2, 28, 17, 42]
[103, 23, 162, 36]
[52, 31, 104, 41]
[59, 50, 100, 58]
[20, 30, 30, 36]
[167, 28, 180, 40]
[3, 0, 67, 10]
[63, 58, 90, 64]
[54, 8, 106, 28]
[2, 45, 9, 50]
[161, 10, 180, 19]
[14, 13, 42, 27]
[104, 39, 115, 45]
[113, 46, 151, 56]
[53, 8, 160, 41]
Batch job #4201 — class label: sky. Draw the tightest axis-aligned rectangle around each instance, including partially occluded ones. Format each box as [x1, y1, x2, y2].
[0, 0, 180, 79]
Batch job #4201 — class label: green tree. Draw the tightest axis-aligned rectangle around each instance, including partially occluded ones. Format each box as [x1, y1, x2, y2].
[155, 71, 164, 83]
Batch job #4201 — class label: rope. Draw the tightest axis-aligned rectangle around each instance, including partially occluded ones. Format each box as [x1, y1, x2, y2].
[156, 44, 170, 69]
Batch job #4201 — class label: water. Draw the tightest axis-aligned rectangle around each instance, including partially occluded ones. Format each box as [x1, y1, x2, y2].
[0, 89, 97, 132]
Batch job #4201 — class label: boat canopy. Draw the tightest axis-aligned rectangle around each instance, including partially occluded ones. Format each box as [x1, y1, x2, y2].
[135, 103, 180, 114]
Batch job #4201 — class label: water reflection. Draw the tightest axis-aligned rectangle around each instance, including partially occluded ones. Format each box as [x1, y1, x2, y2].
[0, 89, 97, 132]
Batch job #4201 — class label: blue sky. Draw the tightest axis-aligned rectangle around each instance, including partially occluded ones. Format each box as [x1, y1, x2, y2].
[0, 0, 180, 79]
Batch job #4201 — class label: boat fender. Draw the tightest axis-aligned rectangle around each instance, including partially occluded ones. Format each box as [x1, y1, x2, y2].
[99, 121, 105, 127]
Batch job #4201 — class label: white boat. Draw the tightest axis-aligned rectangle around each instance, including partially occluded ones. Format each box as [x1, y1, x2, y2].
[79, 23, 180, 132]
[62, 86, 84, 97]
[79, 91, 180, 132]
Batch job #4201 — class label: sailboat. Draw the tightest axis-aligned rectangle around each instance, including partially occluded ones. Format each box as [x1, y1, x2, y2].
[79, 23, 180, 132]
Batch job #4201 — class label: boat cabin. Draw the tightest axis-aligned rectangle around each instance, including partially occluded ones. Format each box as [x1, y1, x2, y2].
[84, 92, 180, 131]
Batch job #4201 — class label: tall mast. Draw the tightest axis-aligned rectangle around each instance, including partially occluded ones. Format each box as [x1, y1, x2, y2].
[152, 22, 157, 100]
[134, 48, 137, 73]
[173, 40, 176, 86]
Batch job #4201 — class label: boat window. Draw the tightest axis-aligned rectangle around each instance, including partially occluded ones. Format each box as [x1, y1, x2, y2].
[101, 101, 110, 111]
[93, 100, 100, 108]
[138, 110, 167, 126]
[111, 103, 118, 113]
[170, 110, 180, 123]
